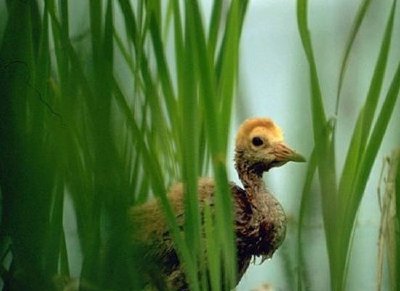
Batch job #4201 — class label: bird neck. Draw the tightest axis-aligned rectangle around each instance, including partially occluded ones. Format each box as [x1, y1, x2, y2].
[234, 150, 268, 200]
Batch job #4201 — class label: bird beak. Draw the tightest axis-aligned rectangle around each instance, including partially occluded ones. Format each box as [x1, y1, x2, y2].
[273, 143, 306, 163]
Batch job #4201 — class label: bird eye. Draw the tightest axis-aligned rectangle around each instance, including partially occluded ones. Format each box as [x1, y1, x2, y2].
[252, 137, 264, 147]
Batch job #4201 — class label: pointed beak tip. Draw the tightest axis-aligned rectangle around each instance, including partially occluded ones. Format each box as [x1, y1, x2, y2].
[293, 153, 306, 163]
[274, 143, 306, 163]
[288, 150, 306, 163]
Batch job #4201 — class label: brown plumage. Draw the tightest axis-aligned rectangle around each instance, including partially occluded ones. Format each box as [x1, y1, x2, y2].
[129, 117, 305, 290]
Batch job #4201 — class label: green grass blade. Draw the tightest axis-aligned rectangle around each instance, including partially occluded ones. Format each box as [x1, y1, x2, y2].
[113, 28, 136, 75]
[358, 0, 396, 145]
[208, 0, 223, 58]
[296, 0, 327, 127]
[217, 0, 245, 150]
[104, 0, 114, 68]
[336, 3, 398, 289]
[186, 1, 238, 287]
[296, 0, 338, 285]
[47, 7, 94, 100]
[112, 77, 198, 289]
[352, 59, 400, 214]
[117, 0, 170, 133]
[122, 2, 204, 288]
[59, 229, 70, 276]
[339, 0, 396, 204]
[176, 3, 203, 284]
[147, 4, 178, 120]
[1, 1, 247, 289]
[44, 178, 64, 275]
[171, 0, 184, 98]
[0, 1, 59, 288]
[89, 0, 103, 69]
[297, 148, 317, 291]
[214, 0, 248, 80]
[337, 110, 364, 217]
[204, 203, 221, 291]
[335, 0, 372, 114]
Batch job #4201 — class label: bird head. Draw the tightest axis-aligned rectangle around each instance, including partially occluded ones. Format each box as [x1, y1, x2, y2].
[235, 118, 305, 173]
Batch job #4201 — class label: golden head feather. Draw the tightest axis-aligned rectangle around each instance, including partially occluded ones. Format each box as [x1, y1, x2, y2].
[236, 118, 283, 149]
[235, 117, 305, 167]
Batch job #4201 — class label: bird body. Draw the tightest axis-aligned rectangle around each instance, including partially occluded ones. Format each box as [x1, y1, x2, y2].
[129, 118, 305, 289]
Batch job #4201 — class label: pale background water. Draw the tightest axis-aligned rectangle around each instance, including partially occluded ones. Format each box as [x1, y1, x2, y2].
[60, 1, 400, 290]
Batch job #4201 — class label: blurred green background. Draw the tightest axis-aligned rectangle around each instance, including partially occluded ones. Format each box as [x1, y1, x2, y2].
[0, 0, 399, 290]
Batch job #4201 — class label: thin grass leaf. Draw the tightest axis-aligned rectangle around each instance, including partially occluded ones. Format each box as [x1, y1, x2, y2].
[296, 0, 338, 285]
[296, 0, 337, 212]
[351, 59, 400, 215]
[118, 0, 172, 137]
[186, 1, 237, 287]
[0, 1, 58, 288]
[339, 0, 396, 206]
[124, 4, 206, 289]
[89, 0, 103, 69]
[214, 0, 248, 80]
[178, 3, 202, 284]
[208, 0, 223, 58]
[204, 203, 221, 291]
[147, 4, 178, 120]
[358, 0, 396, 145]
[296, 0, 327, 127]
[337, 110, 364, 207]
[297, 148, 317, 291]
[218, 0, 241, 150]
[171, 2, 188, 173]
[335, 0, 373, 114]
[112, 77, 198, 288]
[171, 0, 184, 100]
[44, 178, 64, 275]
[113, 28, 136, 75]
[60, 229, 70, 276]
[104, 0, 114, 70]
[336, 3, 398, 289]
[2, 1, 247, 289]
[47, 7, 94, 100]
[162, 0, 173, 41]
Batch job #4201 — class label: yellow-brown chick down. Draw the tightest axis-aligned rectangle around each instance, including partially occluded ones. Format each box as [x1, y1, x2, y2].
[129, 117, 305, 290]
